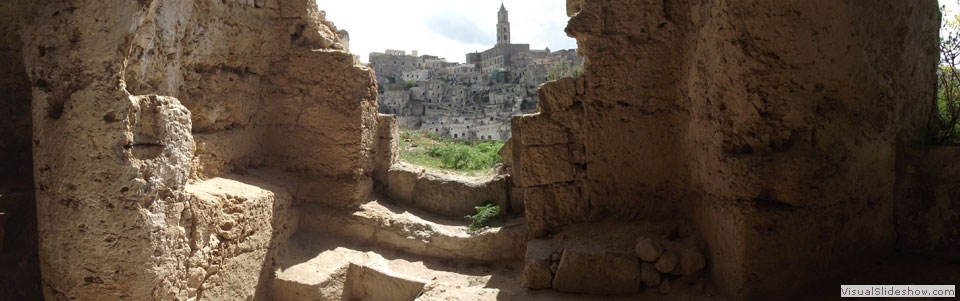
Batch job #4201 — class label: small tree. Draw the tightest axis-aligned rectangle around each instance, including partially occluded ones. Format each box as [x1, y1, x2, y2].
[935, 4, 960, 144]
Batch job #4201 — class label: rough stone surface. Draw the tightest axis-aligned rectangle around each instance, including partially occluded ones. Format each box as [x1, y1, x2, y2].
[344, 263, 427, 301]
[896, 147, 960, 258]
[17, 0, 373, 299]
[523, 239, 555, 289]
[415, 173, 510, 217]
[635, 236, 664, 262]
[515, 0, 940, 298]
[551, 249, 641, 295]
[659, 278, 672, 294]
[0, 0, 41, 297]
[641, 263, 661, 287]
[373, 114, 400, 191]
[0, 0, 951, 299]
[523, 185, 587, 237]
[387, 165, 421, 204]
[655, 250, 679, 274]
[382, 164, 510, 218]
[519, 145, 576, 187]
[517, 114, 569, 146]
[299, 201, 528, 262]
[673, 248, 706, 276]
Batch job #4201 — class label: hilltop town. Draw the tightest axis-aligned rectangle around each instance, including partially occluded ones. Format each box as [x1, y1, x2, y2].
[370, 4, 583, 141]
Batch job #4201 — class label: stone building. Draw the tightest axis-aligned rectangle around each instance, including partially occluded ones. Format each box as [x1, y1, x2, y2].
[373, 4, 585, 141]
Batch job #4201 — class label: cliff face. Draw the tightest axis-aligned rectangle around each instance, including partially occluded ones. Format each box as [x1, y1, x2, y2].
[512, 0, 939, 298]
[16, 0, 377, 299]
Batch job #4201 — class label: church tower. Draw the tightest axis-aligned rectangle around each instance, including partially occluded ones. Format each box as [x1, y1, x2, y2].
[497, 3, 511, 45]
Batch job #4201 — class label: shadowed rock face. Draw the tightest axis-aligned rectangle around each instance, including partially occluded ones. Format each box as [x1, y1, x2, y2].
[508, 0, 940, 298]
[0, 0, 41, 299]
[0, 0, 949, 299]
[8, 0, 376, 299]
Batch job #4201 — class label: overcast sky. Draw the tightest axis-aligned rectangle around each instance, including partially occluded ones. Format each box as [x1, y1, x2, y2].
[315, 0, 576, 63]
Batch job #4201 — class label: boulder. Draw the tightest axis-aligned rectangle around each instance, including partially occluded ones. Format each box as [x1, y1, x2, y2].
[635, 236, 664, 262]
[655, 250, 679, 274]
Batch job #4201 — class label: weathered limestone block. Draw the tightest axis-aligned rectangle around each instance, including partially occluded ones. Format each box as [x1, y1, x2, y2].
[552, 249, 641, 295]
[523, 185, 587, 237]
[520, 145, 575, 187]
[373, 114, 399, 189]
[655, 250, 678, 274]
[32, 91, 195, 300]
[344, 263, 427, 301]
[635, 236, 664, 262]
[383, 164, 510, 218]
[538, 77, 580, 115]
[387, 165, 420, 205]
[183, 177, 294, 300]
[517, 114, 568, 146]
[191, 129, 262, 179]
[523, 239, 555, 289]
[672, 248, 705, 276]
[22, 0, 374, 299]
[641, 263, 660, 287]
[262, 50, 377, 179]
[415, 173, 509, 218]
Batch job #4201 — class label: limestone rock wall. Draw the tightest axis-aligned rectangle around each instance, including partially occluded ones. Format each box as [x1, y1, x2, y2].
[0, 0, 42, 298]
[18, 0, 376, 299]
[514, 0, 939, 298]
[896, 147, 960, 259]
[688, 1, 937, 298]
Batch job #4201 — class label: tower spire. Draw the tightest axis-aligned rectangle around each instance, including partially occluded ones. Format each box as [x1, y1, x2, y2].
[497, 2, 510, 45]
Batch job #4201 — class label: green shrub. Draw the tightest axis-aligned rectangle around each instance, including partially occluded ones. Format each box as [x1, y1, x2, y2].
[466, 204, 501, 231]
[428, 142, 502, 170]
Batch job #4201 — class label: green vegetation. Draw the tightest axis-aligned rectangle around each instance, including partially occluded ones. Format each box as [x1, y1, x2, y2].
[936, 5, 960, 144]
[398, 130, 504, 176]
[465, 203, 501, 231]
[405, 81, 417, 89]
[547, 60, 584, 81]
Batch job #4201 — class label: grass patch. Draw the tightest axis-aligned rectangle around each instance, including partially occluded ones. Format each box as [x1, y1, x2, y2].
[398, 130, 504, 176]
[466, 204, 501, 232]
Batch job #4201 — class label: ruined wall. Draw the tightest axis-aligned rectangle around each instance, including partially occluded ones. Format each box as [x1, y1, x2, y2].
[19, 0, 376, 299]
[689, 1, 937, 298]
[515, 0, 939, 298]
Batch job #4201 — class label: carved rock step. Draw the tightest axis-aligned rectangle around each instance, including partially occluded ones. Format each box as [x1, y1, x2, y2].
[271, 233, 521, 300]
[297, 199, 527, 262]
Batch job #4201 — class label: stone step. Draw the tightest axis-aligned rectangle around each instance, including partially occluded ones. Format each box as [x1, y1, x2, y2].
[270, 233, 523, 300]
[297, 199, 527, 262]
[383, 163, 518, 219]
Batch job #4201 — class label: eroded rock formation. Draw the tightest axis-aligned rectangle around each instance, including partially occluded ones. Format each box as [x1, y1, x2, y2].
[12, 0, 376, 299]
[508, 0, 941, 298]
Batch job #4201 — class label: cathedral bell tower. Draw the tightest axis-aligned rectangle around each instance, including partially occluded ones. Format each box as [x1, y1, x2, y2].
[497, 3, 511, 45]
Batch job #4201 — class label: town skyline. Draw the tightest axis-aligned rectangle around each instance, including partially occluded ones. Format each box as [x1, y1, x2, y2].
[316, 0, 576, 64]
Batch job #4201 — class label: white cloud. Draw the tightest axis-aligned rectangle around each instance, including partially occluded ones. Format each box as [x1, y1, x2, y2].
[316, 0, 576, 63]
